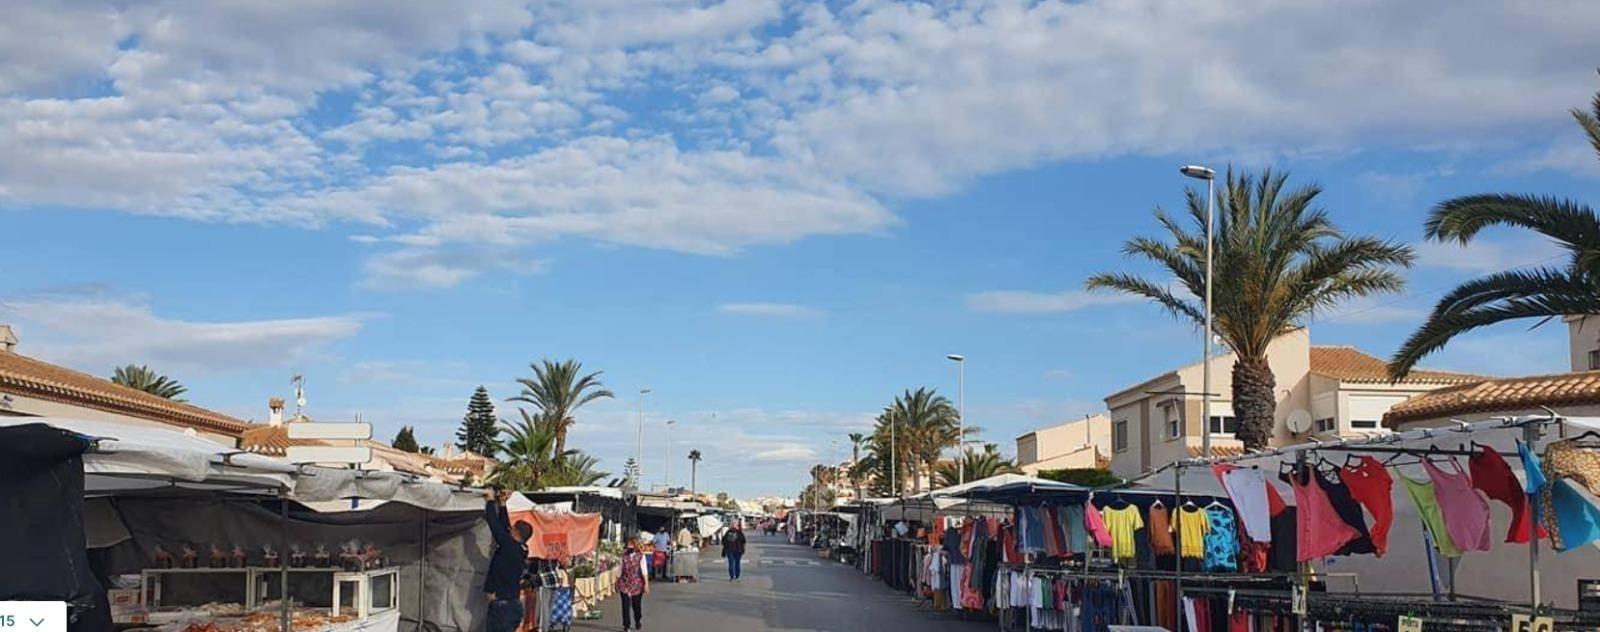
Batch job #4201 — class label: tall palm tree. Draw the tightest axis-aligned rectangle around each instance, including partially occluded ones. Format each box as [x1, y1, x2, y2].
[846, 432, 866, 497]
[110, 364, 187, 401]
[934, 444, 1021, 488]
[1390, 85, 1600, 377]
[490, 409, 610, 489]
[889, 387, 960, 492]
[1088, 170, 1413, 449]
[508, 359, 614, 456]
[688, 449, 703, 495]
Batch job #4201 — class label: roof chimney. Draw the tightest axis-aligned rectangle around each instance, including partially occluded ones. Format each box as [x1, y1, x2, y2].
[0, 324, 16, 353]
[268, 397, 285, 426]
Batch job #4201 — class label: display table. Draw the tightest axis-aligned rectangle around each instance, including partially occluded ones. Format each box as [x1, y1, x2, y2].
[143, 605, 400, 632]
[125, 567, 400, 626]
[669, 550, 699, 581]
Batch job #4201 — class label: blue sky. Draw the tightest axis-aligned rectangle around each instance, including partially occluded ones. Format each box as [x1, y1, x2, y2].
[2, 0, 1599, 497]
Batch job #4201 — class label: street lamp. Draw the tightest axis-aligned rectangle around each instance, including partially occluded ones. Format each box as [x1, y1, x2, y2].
[664, 419, 677, 492]
[947, 354, 966, 484]
[635, 388, 651, 484]
[1180, 164, 1216, 459]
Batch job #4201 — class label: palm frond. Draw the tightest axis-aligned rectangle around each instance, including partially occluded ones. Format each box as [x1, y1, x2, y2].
[1389, 268, 1600, 378]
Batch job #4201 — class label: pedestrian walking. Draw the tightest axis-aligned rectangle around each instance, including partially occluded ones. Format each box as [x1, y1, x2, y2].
[482, 488, 532, 632]
[617, 540, 650, 631]
[720, 524, 747, 581]
[651, 527, 671, 580]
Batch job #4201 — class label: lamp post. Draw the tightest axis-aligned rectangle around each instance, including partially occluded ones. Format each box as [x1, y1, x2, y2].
[635, 388, 651, 483]
[1180, 164, 1216, 459]
[664, 419, 677, 492]
[947, 354, 966, 484]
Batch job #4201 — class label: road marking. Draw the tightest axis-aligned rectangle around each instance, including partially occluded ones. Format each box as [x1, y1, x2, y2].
[759, 559, 822, 566]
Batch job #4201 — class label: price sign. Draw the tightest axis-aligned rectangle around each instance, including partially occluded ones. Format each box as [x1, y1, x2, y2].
[1398, 615, 1423, 632]
[1510, 614, 1553, 632]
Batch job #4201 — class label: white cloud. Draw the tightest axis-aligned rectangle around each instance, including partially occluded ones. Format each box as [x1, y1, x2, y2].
[1492, 134, 1600, 178]
[716, 302, 824, 319]
[0, 292, 368, 374]
[337, 360, 470, 387]
[3, 0, 1599, 290]
[965, 290, 1139, 314]
[359, 247, 546, 290]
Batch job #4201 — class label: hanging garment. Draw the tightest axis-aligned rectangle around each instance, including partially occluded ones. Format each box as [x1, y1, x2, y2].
[1202, 504, 1240, 571]
[1520, 440, 1548, 495]
[1313, 467, 1377, 556]
[1044, 507, 1068, 556]
[1063, 504, 1088, 552]
[944, 520, 967, 563]
[1085, 500, 1114, 547]
[1338, 456, 1394, 556]
[1220, 468, 1273, 543]
[1547, 478, 1600, 552]
[1283, 465, 1359, 561]
[1173, 505, 1211, 560]
[1397, 472, 1462, 557]
[1422, 457, 1492, 553]
[1540, 439, 1600, 550]
[1268, 507, 1297, 572]
[1148, 501, 1177, 557]
[1468, 445, 1543, 543]
[1100, 504, 1145, 563]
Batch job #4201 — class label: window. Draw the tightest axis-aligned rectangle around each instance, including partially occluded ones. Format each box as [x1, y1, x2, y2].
[1166, 406, 1181, 440]
[1315, 417, 1336, 433]
[1589, 349, 1600, 370]
[1351, 419, 1379, 429]
[1114, 420, 1129, 452]
[1208, 415, 1237, 435]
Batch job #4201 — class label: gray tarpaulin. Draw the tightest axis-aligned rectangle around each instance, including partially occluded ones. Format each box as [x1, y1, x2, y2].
[93, 497, 491, 632]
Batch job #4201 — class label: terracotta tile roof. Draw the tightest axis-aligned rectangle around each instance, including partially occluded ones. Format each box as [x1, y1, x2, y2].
[1187, 445, 1246, 458]
[1384, 371, 1600, 427]
[240, 423, 485, 481]
[0, 350, 250, 436]
[1309, 346, 1484, 385]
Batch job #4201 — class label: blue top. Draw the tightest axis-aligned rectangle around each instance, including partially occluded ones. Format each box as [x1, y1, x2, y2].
[1550, 479, 1600, 552]
[483, 501, 528, 600]
[1519, 441, 1547, 496]
[1203, 505, 1239, 572]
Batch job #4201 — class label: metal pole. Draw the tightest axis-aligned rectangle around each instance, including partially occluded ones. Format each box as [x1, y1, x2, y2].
[635, 389, 648, 484]
[1294, 450, 1308, 631]
[957, 358, 966, 485]
[664, 420, 673, 491]
[1202, 176, 1214, 459]
[1173, 463, 1184, 632]
[417, 508, 428, 632]
[891, 415, 898, 497]
[1525, 420, 1542, 612]
[279, 489, 290, 632]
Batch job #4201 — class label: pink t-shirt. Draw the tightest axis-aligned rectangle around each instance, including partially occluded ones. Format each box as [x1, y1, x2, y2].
[1285, 466, 1359, 561]
[1084, 501, 1113, 547]
[1423, 458, 1492, 553]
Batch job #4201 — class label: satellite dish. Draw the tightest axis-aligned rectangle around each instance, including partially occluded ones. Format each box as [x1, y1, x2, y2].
[1285, 409, 1312, 434]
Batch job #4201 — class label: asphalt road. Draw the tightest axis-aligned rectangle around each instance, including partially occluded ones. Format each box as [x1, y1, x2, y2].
[572, 534, 992, 631]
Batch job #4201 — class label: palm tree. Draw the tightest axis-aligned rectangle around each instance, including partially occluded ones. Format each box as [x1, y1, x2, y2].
[508, 359, 614, 456]
[934, 444, 1021, 488]
[846, 431, 866, 497]
[1088, 169, 1413, 450]
[110, 365, 187, 400]
[1390, 85, 1600, 377]
[888, 388, 960, 492]
[489, 409, 608, 489]
[688, 449, 703, 495]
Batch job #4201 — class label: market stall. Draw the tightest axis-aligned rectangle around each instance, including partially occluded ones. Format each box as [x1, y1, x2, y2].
[886, 414, 1600, 632]
[1, 417, 498, 632]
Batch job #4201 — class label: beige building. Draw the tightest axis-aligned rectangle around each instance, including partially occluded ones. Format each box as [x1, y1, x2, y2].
[1103, 328, 1482, 479]
[0, 324, 249, 445]
[1566, 315, 1600, 371]
[1015, 414, 1112, 475]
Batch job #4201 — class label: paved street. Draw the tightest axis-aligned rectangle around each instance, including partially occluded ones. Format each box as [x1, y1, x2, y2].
[573, 534, 991, 631]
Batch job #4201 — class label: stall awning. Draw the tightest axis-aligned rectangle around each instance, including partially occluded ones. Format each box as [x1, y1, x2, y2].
[2, 417, 487, 512]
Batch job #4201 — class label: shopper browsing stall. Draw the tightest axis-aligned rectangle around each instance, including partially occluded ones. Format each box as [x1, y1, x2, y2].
[483, 488, 532, 632]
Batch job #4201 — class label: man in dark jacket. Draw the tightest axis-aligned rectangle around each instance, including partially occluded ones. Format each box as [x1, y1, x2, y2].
[720, 524, 747, 581]
[484, 488, 532, 632]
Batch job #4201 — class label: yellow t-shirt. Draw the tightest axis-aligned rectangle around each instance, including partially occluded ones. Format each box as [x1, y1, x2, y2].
[1173, 506, 1211, 559]
[1100, 505, 1144, 562]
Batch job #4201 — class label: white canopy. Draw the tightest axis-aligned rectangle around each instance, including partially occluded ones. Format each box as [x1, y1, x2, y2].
[3, 417, 485, 512]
